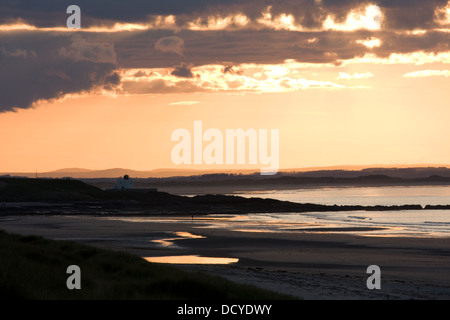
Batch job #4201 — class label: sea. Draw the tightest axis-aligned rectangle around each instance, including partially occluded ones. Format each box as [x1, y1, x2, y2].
[108, 185, 450, 265]
[113, 186, 450, 238]
[218, 186, 450, 238]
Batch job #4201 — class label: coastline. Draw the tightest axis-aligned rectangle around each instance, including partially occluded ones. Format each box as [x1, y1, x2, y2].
[153, 182, 450, 196]
[1, 215, 449, 299]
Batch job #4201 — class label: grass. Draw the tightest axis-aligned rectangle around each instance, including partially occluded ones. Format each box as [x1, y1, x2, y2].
[0, 230, 294, 300]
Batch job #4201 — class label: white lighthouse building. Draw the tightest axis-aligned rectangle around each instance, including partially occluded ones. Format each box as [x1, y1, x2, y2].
[114, 174, 134, 190]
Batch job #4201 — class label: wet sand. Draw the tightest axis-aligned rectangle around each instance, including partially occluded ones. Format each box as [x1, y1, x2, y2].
[1, 215, 449, 299]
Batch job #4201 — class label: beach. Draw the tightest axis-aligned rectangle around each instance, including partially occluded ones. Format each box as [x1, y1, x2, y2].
[1, 214, 449, 300]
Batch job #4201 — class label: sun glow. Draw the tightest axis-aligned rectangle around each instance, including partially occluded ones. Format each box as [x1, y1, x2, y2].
[120, 60, 348, 95]
[0, 16, 176, 33]
[257, 6, 305, 31]
[435, 1, 450, 25]
[323, 4, 382, 31]
[187, 14, 250, 30]
[403, 69, 450, 78]
[345, 51, 450, 65]
[356, 37, 382, 48]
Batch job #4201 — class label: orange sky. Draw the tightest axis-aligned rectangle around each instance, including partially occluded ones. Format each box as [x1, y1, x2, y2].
[1, 60, 450, 173]
[1, 2, 450, 173]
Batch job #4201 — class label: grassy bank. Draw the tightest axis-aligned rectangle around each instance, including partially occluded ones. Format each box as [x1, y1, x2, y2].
[0, 177, 109, 202]
[0, 230, 293, 300]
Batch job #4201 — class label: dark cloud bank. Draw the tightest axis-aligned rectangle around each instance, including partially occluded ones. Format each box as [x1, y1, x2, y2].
[0, 33, 120, 112]
[0, 0, 449, 111]
[1, 0, 449, 30]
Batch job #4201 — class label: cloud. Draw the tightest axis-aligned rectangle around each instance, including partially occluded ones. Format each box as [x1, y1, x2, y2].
[222, 65, 243, 75]
[154, 36, 184, 56]
[109, 25, 450, 71]
[0, 46, 36, 58]
[1, 0, 449, 31]
[1, 0, 450, 111]
[223, 65, 234, 73]
[103, 71, 121, 89]
[1, 2, 449, 70]
[337, 72, 374, 79]
[378, 0, 449, 30]
[435, 1, 450, 26]
[187, 13, 250, 30]
[171, 63, 195, 78]
[0, 33, 120, 112]
[356, 37, 381, 48]
[403, 69, 450, 77]
[120, 61, 348, 95]
[122, 79, 204, 94]
[345, 51, 450, 65]
[133, 70, 150, 77]
[59, 35, 117, 63]
[323, 4, 382, 31]
[169, 101, 200, 105]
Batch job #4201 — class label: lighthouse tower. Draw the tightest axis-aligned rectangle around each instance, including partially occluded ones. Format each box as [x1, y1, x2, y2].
[114, 174, 134, 190]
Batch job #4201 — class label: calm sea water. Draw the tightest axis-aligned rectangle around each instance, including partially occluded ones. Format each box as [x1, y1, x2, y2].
[109, 186, 450, 265]
[220, 186, 450, 237]
[228, 186, 450, 206]
[115, 186, 450, 238]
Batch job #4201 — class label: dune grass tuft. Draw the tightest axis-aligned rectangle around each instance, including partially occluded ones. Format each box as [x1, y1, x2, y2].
[0, 230, 294, 300]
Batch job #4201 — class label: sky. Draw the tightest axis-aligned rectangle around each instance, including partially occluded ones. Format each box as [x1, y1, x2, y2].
[0, 0, 449, 174]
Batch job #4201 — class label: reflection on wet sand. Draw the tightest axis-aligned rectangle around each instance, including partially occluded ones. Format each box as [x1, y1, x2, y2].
[144, 255, 239, 265]
[151, 231, 205, 248]
[107, 207, 450, 237]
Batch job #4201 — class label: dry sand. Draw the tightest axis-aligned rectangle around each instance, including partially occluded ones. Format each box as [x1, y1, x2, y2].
[1, 215, 449, 300]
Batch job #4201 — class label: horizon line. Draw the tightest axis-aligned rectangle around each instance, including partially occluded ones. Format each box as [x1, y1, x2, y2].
[2, 163, 450, 179]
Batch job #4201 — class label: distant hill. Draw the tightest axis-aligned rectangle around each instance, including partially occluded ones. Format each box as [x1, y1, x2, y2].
[0, 168, 260, 179]
[32, 166, 450, 194]
[2, 165, 450, 179]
